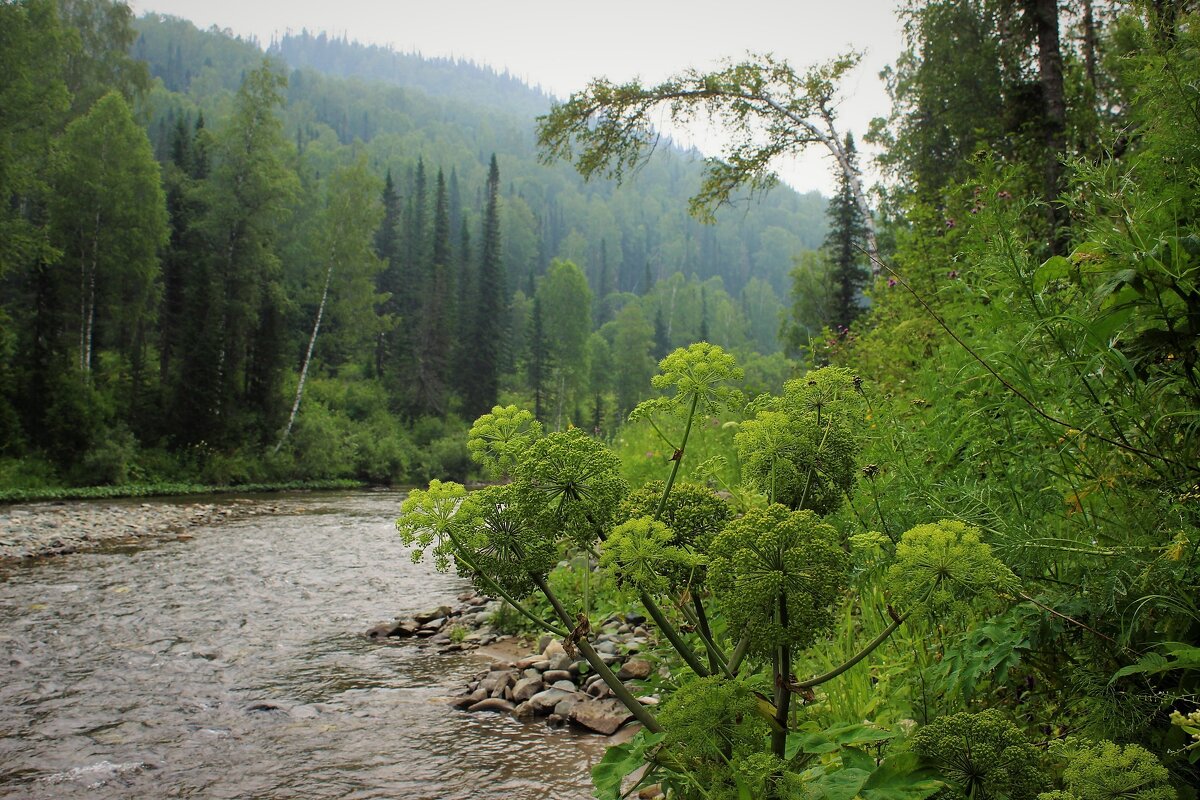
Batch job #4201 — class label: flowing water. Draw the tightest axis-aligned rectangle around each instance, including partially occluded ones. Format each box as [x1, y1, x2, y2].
[0, 491, 605, 799]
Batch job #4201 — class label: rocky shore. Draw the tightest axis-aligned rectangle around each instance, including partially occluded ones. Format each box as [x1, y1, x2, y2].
[367, 592, 662, 736]
[0, 499, 278, 562]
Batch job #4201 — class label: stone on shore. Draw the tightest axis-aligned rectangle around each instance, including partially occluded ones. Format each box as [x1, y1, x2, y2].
[570, 698, 633, 735]
[468, 698, 516, 713]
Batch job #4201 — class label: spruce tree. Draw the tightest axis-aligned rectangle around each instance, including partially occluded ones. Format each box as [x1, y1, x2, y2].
[824, 133, 869, 331]
[464, 154, 505, 418]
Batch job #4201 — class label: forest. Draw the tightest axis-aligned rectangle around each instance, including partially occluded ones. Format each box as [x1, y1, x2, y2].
[3, 0, 1200, 798]
[0, 2, 824, 492]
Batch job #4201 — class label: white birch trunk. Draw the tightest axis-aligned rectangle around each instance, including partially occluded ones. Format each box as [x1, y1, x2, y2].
[273, 262, 334, 454]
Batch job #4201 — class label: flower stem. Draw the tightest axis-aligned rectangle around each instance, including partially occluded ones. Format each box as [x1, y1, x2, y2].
[534, 575, 662, 732]
[445, 529, 568, 637]
[789, 610, 907, 691]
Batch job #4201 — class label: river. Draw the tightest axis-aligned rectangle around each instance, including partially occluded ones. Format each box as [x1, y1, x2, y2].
[0, 491, 605, 799]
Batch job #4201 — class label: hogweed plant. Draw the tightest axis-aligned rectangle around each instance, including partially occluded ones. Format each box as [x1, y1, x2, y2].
[395, 344, 1160, 800]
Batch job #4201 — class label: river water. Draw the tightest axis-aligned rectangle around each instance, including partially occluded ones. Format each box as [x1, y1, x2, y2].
[0, 491, 604, 799]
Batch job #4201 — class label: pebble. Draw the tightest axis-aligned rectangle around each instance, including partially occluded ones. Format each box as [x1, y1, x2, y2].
[0, 500, 272, 563]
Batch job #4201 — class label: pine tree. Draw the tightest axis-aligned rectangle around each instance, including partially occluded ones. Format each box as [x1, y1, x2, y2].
[824, 133, 869, 331]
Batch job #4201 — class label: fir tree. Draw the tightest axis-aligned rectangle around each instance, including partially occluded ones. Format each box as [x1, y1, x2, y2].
[464, 154, 505, 418]
[824, 133, 869, 331]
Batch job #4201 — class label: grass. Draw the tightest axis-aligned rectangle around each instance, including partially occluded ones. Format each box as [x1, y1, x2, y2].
[0, 479, 367, 505]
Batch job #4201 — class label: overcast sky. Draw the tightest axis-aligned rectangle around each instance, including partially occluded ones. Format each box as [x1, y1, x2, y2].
[127, 0, 907, 194]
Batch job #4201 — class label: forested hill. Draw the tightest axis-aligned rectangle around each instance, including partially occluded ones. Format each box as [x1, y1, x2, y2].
[132, 15, 827, 303]
[270, 31, 555, 121]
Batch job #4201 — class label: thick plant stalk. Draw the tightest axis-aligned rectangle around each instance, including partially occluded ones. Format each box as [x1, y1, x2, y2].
[728, 635, 750, 675]
[641, 592, 710, 677]
[681, 594, 732, 677]
[654, 392, 699, 519]
[535, 575, 662, 732]
[772, 593, 791, 760]
[789, 611, 906, 692]
[444, 530, 568, 637]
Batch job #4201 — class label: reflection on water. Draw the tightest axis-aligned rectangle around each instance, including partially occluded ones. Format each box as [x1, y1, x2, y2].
[0, 492, 604, 799]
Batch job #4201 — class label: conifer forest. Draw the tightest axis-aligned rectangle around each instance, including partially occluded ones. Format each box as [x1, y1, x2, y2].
[2, 1, 1200, 798]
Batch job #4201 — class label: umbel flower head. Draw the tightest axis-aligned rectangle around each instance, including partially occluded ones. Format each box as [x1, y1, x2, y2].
[467, 405, 542, 478]
[396, 479, 469, 570]
[707, 504, 849, 659]
[618, 480, 734, 550]
[451, 484, 558, 599]
[599, 517, 696, 596]
[735, 367, 865, 516]
[912, 710, 1046, 800]
[511, 427, 627, 547]
[658, 676, 768, 772]
[630, 342, 745, 424]
[396, 481, 556, 599]
[886, 519, 1019, 621]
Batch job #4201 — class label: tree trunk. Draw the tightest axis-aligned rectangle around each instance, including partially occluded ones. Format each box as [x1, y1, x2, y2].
[273, 262, 333, 454]
[1031, 0, 1068, 254]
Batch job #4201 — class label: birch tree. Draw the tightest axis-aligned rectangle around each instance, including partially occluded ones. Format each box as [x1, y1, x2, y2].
[536, 52, 878, 268]
[275, 157, 383, 452]
[50, 90, 167, 378]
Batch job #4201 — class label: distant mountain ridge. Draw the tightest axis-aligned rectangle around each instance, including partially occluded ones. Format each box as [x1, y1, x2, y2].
[268, 31, 555, 121]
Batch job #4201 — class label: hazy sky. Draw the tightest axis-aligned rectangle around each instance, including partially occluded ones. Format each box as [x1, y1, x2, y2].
[127, 0, 907, 194]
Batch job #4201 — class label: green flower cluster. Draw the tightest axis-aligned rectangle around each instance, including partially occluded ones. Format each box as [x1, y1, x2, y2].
[658, 676, 768, 769]
[467, 404, 543, 477]
[707, 504, 849, 659]
[913, 710, 1046, 800]
[735, 367, 865, 515]
[511, 427, 628, 547]
[619, 480, 734, 550]
[453, 484, 560, 599]
[886, 520, 1019, 621]
[395, 479, 468, 569]
[398, 416, 627, 598]
[650, 342, 745, 413]
[1043, 740, 1175, 800]
[600, 517, 695, 596]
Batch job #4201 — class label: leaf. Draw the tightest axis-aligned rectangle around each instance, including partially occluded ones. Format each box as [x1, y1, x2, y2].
[590, 730, 665, 800]
[1034, 255, 1071, 291]
[861, 752, 944, 800]
[810, 767, 872, 800]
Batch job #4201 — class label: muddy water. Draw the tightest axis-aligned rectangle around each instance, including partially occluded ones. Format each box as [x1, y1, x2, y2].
[0, 491, 605, 799]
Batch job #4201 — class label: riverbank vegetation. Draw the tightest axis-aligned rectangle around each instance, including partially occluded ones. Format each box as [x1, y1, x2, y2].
[4, 0, 1200, 797]
[400, 1, 1200, 798]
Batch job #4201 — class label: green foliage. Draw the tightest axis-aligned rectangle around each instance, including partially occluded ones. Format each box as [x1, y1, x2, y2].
[708, 504, 850, 660]
[886, 520, 1019, 622]
[912, 710, 1047, 800]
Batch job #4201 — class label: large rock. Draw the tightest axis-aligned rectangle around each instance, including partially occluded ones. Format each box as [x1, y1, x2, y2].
[553, 692, 589, 718]
[512, 676, 543, 702]
[570, 698, 633, 735]
[414, 606, 453, 624]
[618, 658, 652, 680]
[528, 688, 571, 714]
[542, 669, 572, 683]
[550, 679, 577, 692]
[543, 640, 567, 662]
[468, 698, 516, 713]
[365, 619, 419, 639]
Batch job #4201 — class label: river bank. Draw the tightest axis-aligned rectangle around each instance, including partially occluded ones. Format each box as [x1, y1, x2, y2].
[0, 498, 280, 562]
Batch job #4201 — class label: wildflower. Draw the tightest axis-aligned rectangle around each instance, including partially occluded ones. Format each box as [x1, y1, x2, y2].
[887, 278, 898, 287]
